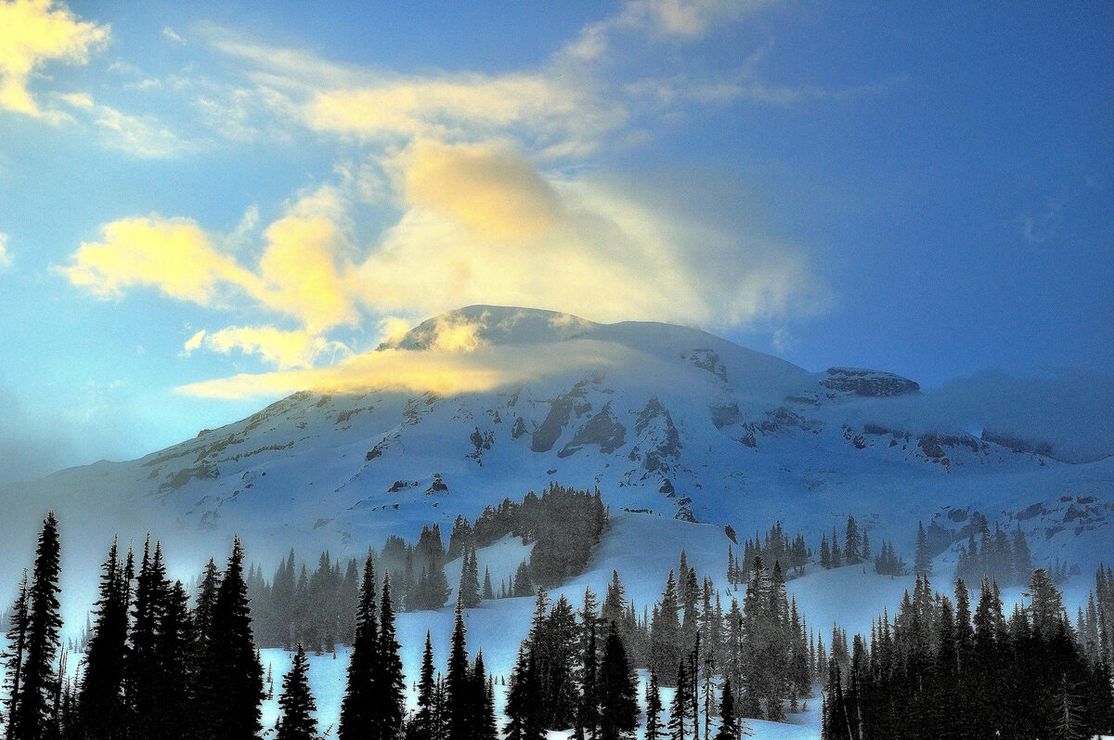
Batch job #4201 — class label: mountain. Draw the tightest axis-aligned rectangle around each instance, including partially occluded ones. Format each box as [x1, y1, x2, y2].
[4, 305, 1111, 581]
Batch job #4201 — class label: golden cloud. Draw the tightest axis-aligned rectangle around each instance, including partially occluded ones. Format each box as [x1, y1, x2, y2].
[58, 216, 257, 303]
[401, 140, 561, 241]
[199, 325, 352, 370]
[175, 339, 631, 400]
[0, 0, 109, 117]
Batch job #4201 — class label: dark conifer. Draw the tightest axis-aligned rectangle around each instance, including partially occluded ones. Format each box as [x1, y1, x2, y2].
[338, 556, 377, 738]
[644, 669, 665, 739]
[198, 538, 264, 740]
[714, 679, 738, 740]
[275, 645, 316, 740]
[445, 600, 471, 740]
[12, 513, 63, 740]
[373, 575, 405, 739]
[2, 571, 30, 740]
[598, 622, 638, 740]
[410, 632, 437, 740]
[77, 539, 129, 739]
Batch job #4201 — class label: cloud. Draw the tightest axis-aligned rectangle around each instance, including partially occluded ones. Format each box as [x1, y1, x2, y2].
[0, 232, 10, 269]
[56, 92, 197, 158]
[196, 325, 352, 370]
[162, 26, 185, 45]
[352, 140, 830, 329]
[61, 139, 829, 389]
[175, 339, 632, 400]
[182, 328, 206, 354]
[57, 215, 259, 304]
[565, 0, 776, 62]
[0, 0, 110, 117]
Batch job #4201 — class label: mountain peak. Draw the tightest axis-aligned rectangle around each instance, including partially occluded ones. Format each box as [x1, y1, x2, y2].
[379, 305, 598, 351]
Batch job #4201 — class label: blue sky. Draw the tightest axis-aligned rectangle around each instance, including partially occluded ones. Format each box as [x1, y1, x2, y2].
[0, 0, 1111, 479]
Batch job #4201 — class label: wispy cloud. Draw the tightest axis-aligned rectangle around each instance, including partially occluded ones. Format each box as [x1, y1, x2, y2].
[55, 90, 199, 158]
[0, 232, 11, 269]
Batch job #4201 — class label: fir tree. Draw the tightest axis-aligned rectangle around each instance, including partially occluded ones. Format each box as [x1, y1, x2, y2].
[373, 575, 405, 739]
[714, 680, 738, 740]
[410, 632, 438, 740]
[598, 622, 639, 740]
[669, 659, 690, 740]
[645, 669, 665, 740]
[458, 548, 482, 609]
[12, 513, 63, 740]
[338, 557, 378, 738]
[445, 600, 472, 740]
[482, 567, 495, 601]
[198, 538, 264, 740]
[914, 521, 932, 577]
[505, 645, 543, 740]
[275, 645, 317, 740]
[76, 539, 130, 740]
[2, 571, 30, 740]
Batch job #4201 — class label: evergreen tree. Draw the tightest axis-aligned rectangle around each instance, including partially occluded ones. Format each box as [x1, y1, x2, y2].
[76, 539, 130, 740]
[645, 669, 665, 740]
[650, 570, 682, 681]
[458, 549, 482, 609]
[12, 513, 63, 740]
[579, 588, 600, 738]
[844, 516, 861, 565]
[198, 538, 264, 740]
[445, 600, 472, 740]
[914, 521, 932, 577]
[482, 567, 495, 601]
[338, 557, 378, 738]
[124, 537, 169, 738]
[598, 622, 639, 740]
[373, 575, 405, 739]
[410, 632, 438, 740]
[714, 680, 738, 740]
[669, 660, 690, 740]
[275, 645, 317, 740]
[505, 646, 543, 740]
[2, 571, 30, 740]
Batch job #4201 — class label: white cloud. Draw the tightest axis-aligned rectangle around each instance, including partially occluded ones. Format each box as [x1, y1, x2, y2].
[56, 91, 198, 158]
[162, 26, 185, 45]
[0, 232, 11, 269]
[0, 0, 110, 117]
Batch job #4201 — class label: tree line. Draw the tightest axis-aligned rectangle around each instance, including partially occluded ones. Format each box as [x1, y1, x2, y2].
[243, 483, 607, 651]
[821, 568, 1114, 738]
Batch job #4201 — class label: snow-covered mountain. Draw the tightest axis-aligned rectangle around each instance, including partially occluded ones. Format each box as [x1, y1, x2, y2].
[4, 305, 1112, 582]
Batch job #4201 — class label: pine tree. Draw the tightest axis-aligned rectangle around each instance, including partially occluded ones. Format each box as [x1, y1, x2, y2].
[458, 548, 481, 609]
[198, 538, 264, 740]
[914, 521, 932, 577]
[844, 516, 861, 565]
[505, 646, 543, 740]
[77, 539, 129, 739]
[580, 587, 600, 738]
[275, 645, 317, 740]
[473, 652, 498, 740]
[125, 537, 169, 738]
[410, 632, 438, 740]
[482, 567, 495, 601]
[714, 679, 738, 740]
[13, 513, 63, 740]
[669, 660, 689, 740]
[645, 669, 665, 739]
[2, 571, 30, 740]
[373, 575, 405, 739]
[445, 600, 472, 740]
[598, 622, 639, 740]
[339, 556, 378, 738]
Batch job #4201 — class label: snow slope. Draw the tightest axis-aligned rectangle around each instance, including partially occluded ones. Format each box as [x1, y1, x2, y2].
[1, 305, 1112, 736]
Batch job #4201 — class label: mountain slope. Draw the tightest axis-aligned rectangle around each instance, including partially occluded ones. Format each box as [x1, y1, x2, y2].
[2, 305, 1112, 606]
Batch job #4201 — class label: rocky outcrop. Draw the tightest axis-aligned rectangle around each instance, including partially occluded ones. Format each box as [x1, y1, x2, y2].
[822, 367, 920, 397]
[558, 402, 626, 457]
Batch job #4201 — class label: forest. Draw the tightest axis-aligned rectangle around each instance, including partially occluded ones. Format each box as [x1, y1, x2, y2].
[1, 506, 1111, 740]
